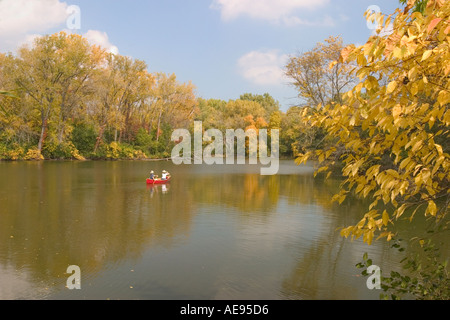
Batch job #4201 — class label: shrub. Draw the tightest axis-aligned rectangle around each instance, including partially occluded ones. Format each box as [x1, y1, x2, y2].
[24, 148, 44, 160]
[134, 128, 153, 151]
[71, 123, 97, 157]
[0, 143, 25, 160]
[42, 140, 84, 160]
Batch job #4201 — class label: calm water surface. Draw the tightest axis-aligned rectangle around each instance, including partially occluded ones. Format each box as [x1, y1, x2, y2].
[0, 160, 436, 299]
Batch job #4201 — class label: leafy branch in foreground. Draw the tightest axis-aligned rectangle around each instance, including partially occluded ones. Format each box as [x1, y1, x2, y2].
[357, 234, 449, 300]
[399, 0, 429, 14]
[296, 0, 450, 244]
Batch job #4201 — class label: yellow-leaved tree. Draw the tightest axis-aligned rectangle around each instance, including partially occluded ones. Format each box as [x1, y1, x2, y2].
[297, 0, 449, 245]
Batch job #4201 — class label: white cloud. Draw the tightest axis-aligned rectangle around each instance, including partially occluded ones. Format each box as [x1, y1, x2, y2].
[0, 0, 69, 51]
[237, 50, 288, 86]
[0, 0, 68, 34]
[0, 0, 119, 55]
[211, 0, 330, 26]
[17, 33, 43, 49]
[83, 30, 119, 55]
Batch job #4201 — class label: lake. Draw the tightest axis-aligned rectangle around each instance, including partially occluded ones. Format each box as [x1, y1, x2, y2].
[0, 160, 434, 300]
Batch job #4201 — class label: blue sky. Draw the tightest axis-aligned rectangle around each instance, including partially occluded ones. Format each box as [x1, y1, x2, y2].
[0, 0, 401, 111]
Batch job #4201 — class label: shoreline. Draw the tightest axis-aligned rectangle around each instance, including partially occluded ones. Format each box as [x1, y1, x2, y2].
[0, 156, 297, 162]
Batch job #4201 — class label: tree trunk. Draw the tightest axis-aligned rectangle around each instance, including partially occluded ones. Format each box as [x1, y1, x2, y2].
[94, 124, 106, 153]
[58, 126, 65, 144]
[156, 106, 163, 142]
[37, 119, 48, 153]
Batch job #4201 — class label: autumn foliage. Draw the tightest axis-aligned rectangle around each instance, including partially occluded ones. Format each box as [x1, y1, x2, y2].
[296, 0, 450, 244]
[0, 32, 198, 160]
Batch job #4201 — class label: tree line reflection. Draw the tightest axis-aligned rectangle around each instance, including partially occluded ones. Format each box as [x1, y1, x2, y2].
[0, 161, 420, 299]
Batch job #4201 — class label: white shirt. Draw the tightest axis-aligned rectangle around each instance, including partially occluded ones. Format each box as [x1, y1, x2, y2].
[162, 173, 167, 180]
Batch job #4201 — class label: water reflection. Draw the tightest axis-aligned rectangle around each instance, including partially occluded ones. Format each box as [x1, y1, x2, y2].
[147, 184, 171, 197]
[0, 161, 195, 299]
[0, 161, 436, 300]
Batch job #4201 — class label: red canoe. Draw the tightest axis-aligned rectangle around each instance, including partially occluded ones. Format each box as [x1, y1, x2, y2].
[146, 178, 171, 184]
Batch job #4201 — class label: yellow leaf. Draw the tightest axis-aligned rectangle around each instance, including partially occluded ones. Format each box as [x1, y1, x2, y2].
[340, 46, 354, 62]
[445, 25, 450, 35]
[365, 230, 374, 245]
[392, 104, 402, 119]
[340, 226, 353, 238]
[421, 50, 432, 61]
[426, 200, 437, 216]
[329, 61, 338, 70]
[408, 66, 418, 80]
[318, 153, 325, 163]
[387, 233, 393, 241]
[435, 144, 443, 155]
[411, 140, 422, 152]
[437, 90, 450, 107]
[357, 53, 367, 66]
[387, 81, 397, 93]
[382, 210, 389, 226]
[396, 204, 407, 219]
[393, 47, 402, 59]
[369, 199, 379, 210]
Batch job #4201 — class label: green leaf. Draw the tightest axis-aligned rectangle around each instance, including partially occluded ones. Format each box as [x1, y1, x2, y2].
[0, 91, 18, 98]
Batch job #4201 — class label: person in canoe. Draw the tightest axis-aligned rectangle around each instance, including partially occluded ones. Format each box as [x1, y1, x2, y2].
[149, 170, 158, 180]
[161, 170, 171, 181]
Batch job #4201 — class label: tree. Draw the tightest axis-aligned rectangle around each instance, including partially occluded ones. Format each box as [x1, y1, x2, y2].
[239, 93, 280, 118]
[196, 98, 227, 130]
[91, 53, 154, 151]
[0, 54, 29, 147]
[279, 106, 324, 157]
[284, 36, 357, 161]
[297, 0, 450, 245]
[222, 99, 267, 130]
[1, 31, 202, 160]
[150, 73, 198, 142]
[285, 36, 356, 107]
[91, 53, 124, 152]
[14, 32, 102, 155]
[114, 56, 153, 143]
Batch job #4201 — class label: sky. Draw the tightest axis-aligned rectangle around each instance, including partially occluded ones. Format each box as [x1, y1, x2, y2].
[0, 0, 401, 111]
